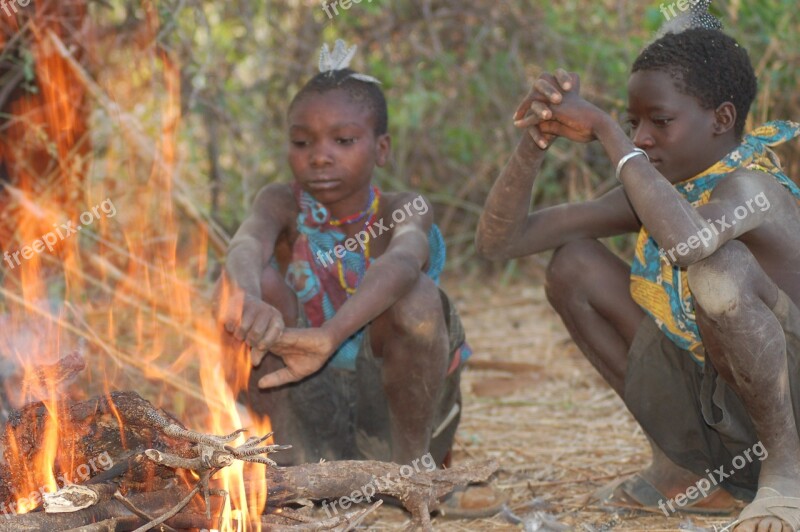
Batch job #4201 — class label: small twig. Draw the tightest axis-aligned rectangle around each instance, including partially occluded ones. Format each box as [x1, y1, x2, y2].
[265, 500, 383, 531]
[113, 491, 177, 532]
[200, 470, 212, 519]
[339, 500, 383, 531]
[231, 442, 291, 458]
[144, 448, 232, 470]
[271, 507, 321, 523]
[214, 488, 228, 531]
[131, 475, 205, 532]
[409, 501, 432, 531]
[500, 467, 640, 489]
[86, 453, 143, 485]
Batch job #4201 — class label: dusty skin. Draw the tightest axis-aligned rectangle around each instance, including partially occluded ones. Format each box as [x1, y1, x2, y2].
[215, 88, 452, 466]
[475, 67, 800, 531]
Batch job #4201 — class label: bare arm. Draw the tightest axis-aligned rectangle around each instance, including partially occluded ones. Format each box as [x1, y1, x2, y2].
[476, 133, 640, 260]
[323, 193, 433, 345]
[225, 185, 292, 295]
[685, 170, 790, 260]
[217, 183, 294, 353]
[593, 117, 719, 266]
[259, 193, 435, 388]
[526, 71, 777, 268]
[593, 117, 777, 267]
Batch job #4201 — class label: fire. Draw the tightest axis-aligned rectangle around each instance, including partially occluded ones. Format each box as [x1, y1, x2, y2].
[0, 1, 270, 529]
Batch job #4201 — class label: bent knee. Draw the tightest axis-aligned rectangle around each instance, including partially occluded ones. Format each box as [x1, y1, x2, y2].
[391, 276, 445, 336]
[545, 240, 605, 306]
[687, 241, 753, 317]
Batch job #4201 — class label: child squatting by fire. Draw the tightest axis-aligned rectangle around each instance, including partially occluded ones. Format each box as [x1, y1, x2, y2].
[476, 5, 800, 531]
[214, 40, 502, 516]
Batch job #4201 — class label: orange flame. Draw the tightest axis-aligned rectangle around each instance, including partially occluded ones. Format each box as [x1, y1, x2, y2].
[0, 1, 269, 528]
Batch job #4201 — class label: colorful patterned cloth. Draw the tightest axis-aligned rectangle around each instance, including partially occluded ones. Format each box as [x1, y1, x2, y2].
[284, 184, 469, 370]
[630, 120, 800, 365]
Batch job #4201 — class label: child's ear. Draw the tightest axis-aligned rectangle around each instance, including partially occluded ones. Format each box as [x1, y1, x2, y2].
[375, 133, 391, 167]
[712, 102, 737, 136]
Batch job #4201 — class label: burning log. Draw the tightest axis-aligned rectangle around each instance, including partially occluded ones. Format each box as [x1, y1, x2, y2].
[0, 391, 497, 530]
[0, 391, 197, 505]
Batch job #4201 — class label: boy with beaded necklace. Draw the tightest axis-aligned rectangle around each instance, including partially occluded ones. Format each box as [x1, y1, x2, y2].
[215, 41, 471, 471]
[477, 5, 800, 531]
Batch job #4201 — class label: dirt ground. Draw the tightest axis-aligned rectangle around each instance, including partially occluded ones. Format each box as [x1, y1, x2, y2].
[362, 278, 742, 531]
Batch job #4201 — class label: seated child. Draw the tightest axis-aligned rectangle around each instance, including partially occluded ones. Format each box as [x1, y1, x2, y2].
[476, 13, 800, 532]
[215, 41, 470, 469]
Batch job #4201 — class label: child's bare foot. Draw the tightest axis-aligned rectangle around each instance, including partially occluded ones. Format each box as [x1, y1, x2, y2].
[594, 444, 737, 514]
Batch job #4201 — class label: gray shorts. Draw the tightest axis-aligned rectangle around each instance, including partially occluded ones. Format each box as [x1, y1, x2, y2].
[243, 288, 466, 467]
[624, 289, 800, 499]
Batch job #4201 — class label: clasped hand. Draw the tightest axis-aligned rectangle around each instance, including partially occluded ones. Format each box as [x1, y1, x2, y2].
[512, 68, 607, 149]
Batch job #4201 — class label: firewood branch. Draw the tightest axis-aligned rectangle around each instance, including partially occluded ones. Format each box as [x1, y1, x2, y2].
[0, 392, 497, 530]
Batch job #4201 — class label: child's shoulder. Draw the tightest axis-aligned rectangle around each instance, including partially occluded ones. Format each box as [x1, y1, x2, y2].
[248, 182, 299, 227]
[711, 167, 800, 219]
[253, 182, 299, 210]
[380, 189, 433, 220]
[716, 167, 787, 198]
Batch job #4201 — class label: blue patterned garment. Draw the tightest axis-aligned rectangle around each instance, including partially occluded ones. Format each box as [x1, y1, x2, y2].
[630, 120, 800, 364]
[285, 185, 448, 370]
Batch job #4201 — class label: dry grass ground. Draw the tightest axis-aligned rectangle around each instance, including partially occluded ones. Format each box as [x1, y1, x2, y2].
[361, 278, 744, 531]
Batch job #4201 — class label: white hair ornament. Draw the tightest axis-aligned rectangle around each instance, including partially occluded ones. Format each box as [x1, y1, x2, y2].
[318, 39, 381, 85]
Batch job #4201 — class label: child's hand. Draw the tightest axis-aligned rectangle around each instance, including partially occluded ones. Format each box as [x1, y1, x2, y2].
[215, 280, 285, 363]
[513, 69, 576, 149]
[514, 69, 605, 146]
[255, 327, 338, 388]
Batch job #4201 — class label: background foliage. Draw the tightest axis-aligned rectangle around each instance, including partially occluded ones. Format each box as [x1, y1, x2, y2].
[140, 0, 799, 277]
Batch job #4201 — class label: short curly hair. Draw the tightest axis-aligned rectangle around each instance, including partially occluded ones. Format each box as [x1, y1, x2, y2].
[288, 69, 388, 136]
[632, 28, 757, 139]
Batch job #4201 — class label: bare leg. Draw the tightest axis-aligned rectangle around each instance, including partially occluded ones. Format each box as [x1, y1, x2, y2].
[259, 266, 299, 326]
[545, 239, 644, 395]
[369, 274, 449, 464]
[688, 240, 800, 532]
[546, 240, 736, 506]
